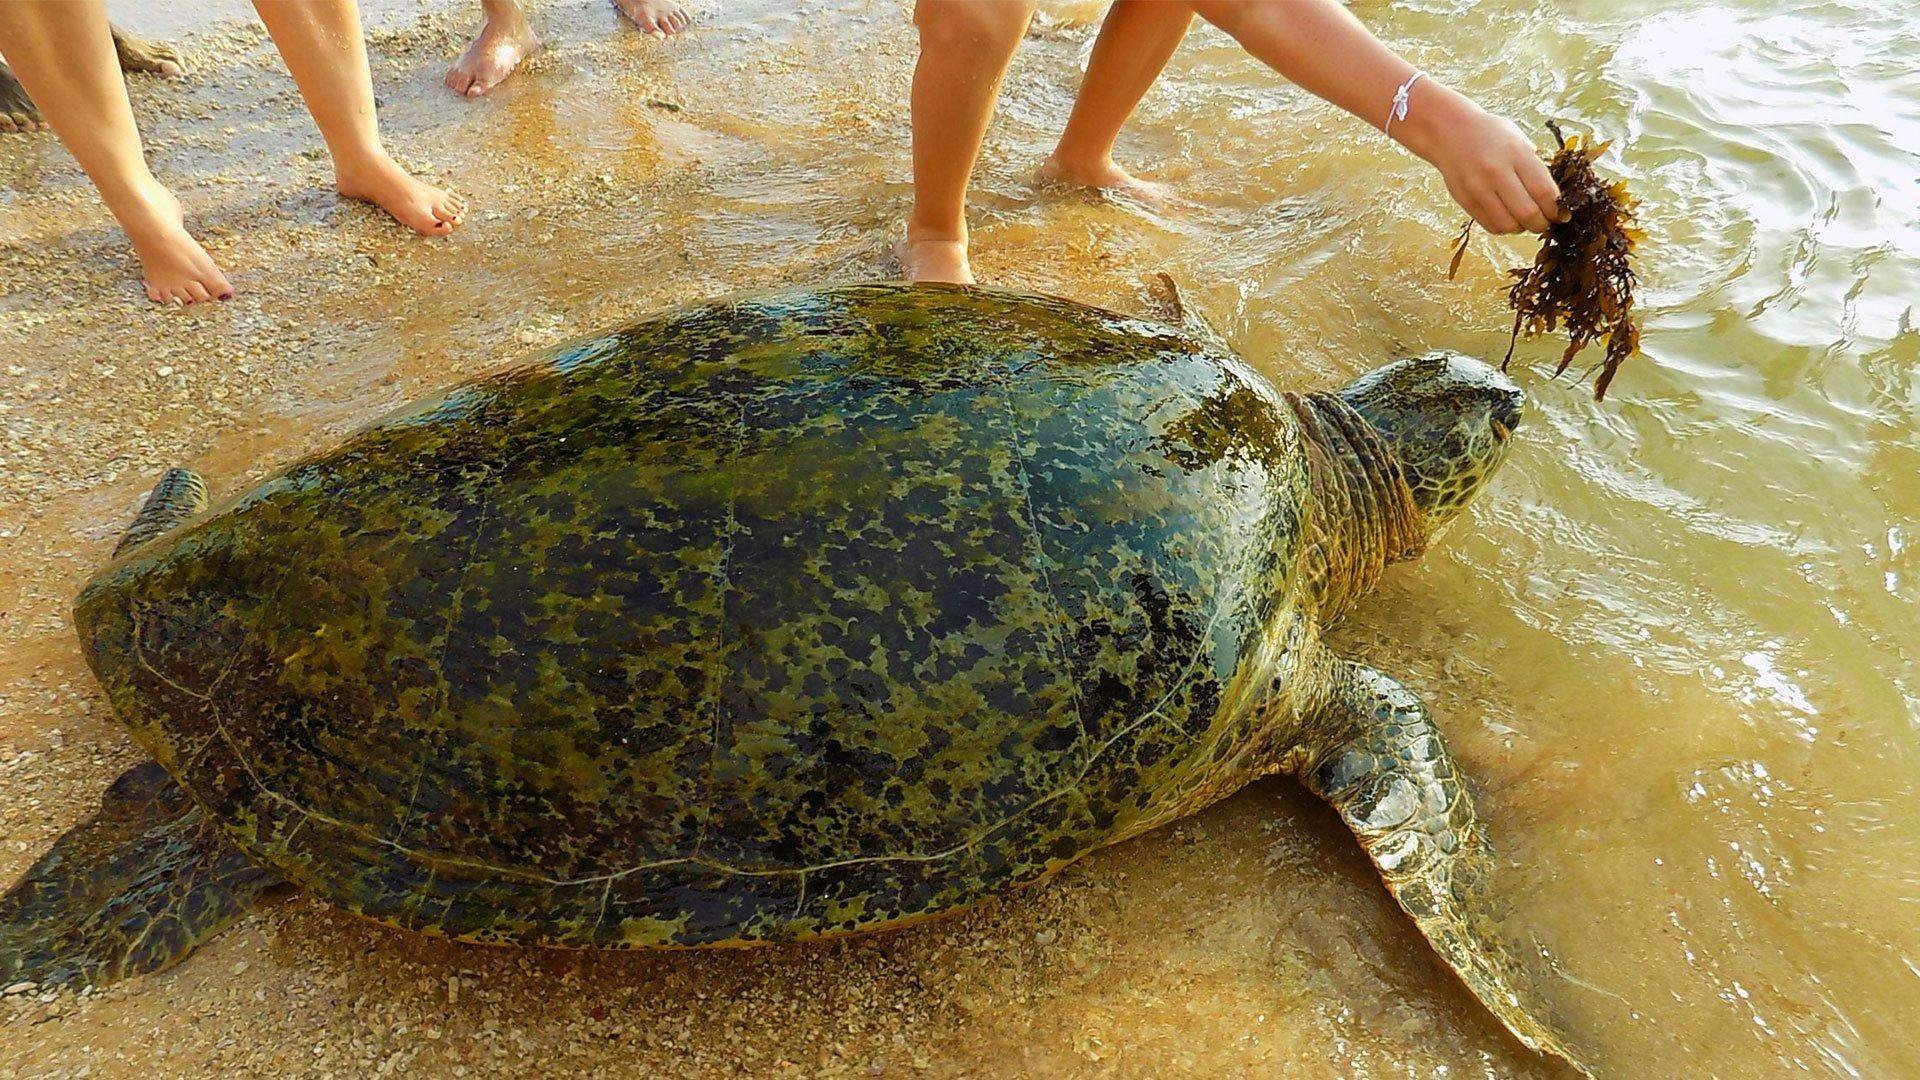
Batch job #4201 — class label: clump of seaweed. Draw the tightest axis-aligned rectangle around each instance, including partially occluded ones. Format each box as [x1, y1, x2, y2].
[1449, 121, 1643, 400]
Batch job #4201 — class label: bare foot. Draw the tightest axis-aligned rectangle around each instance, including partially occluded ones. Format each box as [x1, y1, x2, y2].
[1037, 154, 1174, 204]
[0, 62, 44, 134]
[109, 181, 234, 305]
[895, 229, 974, 285]
[613, 0, 693, 38]
[110, 26, 188, 78]
[446, 9, 541, 97]
[335, 153, 467, 236]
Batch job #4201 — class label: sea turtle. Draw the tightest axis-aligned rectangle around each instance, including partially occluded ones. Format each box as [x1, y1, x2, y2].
[1, 283, 1581, 1069]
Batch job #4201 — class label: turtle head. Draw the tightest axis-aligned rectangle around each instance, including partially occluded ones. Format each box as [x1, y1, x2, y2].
[1337, 352, 1523, 526]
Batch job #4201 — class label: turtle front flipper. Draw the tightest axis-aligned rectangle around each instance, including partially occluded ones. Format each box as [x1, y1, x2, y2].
[110, 25, 187, 77]
[1294, 660, 1590, 1076]
[0, 763, 280, 990]
[1145, 272, 1233, 354]
[114, 468, 207, 557]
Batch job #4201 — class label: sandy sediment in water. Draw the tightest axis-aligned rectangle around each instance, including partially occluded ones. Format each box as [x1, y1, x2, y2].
[0, 4, 1551, 1076]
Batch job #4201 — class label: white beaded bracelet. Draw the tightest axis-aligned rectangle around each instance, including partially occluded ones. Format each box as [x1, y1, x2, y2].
[1384, 70, 1427, 137]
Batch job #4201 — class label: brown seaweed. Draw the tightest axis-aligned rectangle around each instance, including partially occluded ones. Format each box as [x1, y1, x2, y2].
[1448, 122, 1643, 400]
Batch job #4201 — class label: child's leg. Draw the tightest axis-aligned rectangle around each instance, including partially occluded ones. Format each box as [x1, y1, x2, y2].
[899, 0, 1036, 285]
[1040, 0, 1191, 198]
[250, 0, 465, 236]
[0, 1, 231, 303]
[612, 0, 693, 38]
[447, 0, 540, 98]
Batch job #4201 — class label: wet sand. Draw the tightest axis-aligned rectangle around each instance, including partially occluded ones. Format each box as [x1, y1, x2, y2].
[6, 0, 1920, 1076]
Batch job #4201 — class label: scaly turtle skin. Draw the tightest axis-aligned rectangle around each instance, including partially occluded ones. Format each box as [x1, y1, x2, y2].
[1, 284, 1582, 1071]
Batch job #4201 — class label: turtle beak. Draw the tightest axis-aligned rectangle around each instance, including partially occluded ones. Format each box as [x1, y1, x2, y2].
[1490, 389, 1523, 442]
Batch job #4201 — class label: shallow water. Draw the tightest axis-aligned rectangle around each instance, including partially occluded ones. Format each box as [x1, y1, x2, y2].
[2, 0, 1917, 1075]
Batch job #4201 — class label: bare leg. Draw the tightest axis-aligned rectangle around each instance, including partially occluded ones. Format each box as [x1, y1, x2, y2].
[446, 0, 540, 97]
[250, 0, 465, 236]
[1039, 0, 1190, 200]
[611, 0, 693, 39]
[898, 0, 1036, 285]
[0, 2, 231, 303]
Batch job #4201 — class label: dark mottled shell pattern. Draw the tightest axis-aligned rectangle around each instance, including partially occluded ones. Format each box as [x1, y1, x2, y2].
[75, 284, 1333, 947]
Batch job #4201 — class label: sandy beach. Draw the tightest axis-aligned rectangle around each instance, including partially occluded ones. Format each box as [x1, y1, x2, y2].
[6, 0, 1920, 1075]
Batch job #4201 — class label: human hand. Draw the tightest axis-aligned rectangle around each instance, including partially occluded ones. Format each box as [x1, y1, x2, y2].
[1397, 88, 1564, 234]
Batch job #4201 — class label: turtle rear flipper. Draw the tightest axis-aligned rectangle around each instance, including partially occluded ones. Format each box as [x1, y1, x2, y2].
[0, 762, 280, 991]
[115, 468, 207, 557]
[1297, 660, 1592, 1077]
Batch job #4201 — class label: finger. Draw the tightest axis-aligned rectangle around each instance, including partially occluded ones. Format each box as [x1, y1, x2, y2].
[1472, 190, 1521, 235]
[1495, 172, 1551, 233]
[1520, 156, 1565, 223]
[1448, 179, 1510, 235]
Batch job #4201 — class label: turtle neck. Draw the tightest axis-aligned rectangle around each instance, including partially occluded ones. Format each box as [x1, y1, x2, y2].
[1282, 391, 1427, 623]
